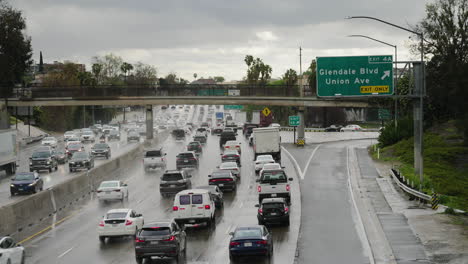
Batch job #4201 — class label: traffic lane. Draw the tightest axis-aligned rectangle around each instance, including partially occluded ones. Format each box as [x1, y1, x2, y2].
[25, 126, 300, 264]
[0, 130, 141, 207]
[296, 142, 369, 264]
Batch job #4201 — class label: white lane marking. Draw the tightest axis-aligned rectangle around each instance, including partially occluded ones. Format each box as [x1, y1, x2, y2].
[57, 246, 74, 258]
[346, 147, 375, 264]
[225, 224, 233, 234]
[281, 144, 320, 179]
[239, 201, 243, 208]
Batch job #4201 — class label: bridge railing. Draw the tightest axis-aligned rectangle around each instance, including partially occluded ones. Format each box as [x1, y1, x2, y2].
[8, 84, 311, 99]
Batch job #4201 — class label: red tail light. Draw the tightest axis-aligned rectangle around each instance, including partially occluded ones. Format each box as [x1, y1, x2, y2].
[286, 184, 290, 191]
[163, 235, 175, 241]
[135, 238, 145, 243]
[285, 207, 289, 213]
[255, 240, 268, 245]
[173, 206, 179, 211]
[235, 155, 240, 158]
[230, 241, 240, 246]
[98, 220, 105, 227]
[125, 219, 133, 226]
[258, 208, 263, 215]
[204, 205, 211, 210]
[257, 186, 262, 192]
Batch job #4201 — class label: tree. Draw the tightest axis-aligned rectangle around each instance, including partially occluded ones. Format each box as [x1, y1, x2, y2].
[92, 54, 123, 84]
[0, 0, 33, 96]
[120, 62, 133, 79]
[193, 73, 197, 79]
[91, 63, 102, 84]
[213, 76, 225, 83]
[39, 51, 44, 73]
[415, 0, 468, 143]
[244, 55, 272, 85]
[127, 62, 157, 85]
[282, 69, 298, 86]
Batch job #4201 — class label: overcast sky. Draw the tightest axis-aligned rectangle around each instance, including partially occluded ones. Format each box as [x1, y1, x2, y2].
[13, 0, 432, 81]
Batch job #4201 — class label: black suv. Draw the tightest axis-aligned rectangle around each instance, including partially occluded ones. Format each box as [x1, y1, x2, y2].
[256, 197, 290, 226]
[172, 129, 185, 140]
[134, 220, 186, 264]
[160, 170, 192, 197]
[29, 149, 58, 172]
[219, 131, 237, 148]
[108, 130, 120, 140]
[91, 143, 111, 159]
[69, 152, 94, 172]
[187, 141, 202, 154]
[208, 170, 237, 192]
[176, 152, 198, 170]
[194, 185, 224, 209]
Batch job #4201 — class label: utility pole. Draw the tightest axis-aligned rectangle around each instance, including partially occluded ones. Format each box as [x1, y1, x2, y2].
[297, 46, 305, 146]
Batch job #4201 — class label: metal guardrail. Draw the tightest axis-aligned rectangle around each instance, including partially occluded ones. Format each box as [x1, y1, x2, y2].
[279, 127, 381, 132]
[389, 168, 431, 202]
[24, 134, 46, 145]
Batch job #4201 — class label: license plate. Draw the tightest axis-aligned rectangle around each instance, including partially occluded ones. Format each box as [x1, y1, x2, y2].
[18, 188, 23, 191]
[184, 160, 188, 163]
[244, 242, 252, 247]
[151, 241, 159, 245]
[170, 185, 176, 187]
[189, 219, 195, 223]
[77, 164, 82, 167]
[112, 224, 118, 227]
[271, 194, 277, 197]
[219, 184, 224, 187]
[105, 191, 111, 194]
[270, 213, 277, 216]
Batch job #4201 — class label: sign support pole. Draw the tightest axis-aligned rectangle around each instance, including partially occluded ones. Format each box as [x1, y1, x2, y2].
[294, 126, 296, 145]
[413, 62, 424, 191]
[146, 105, 153, 140]
[297, 109, 305, 146]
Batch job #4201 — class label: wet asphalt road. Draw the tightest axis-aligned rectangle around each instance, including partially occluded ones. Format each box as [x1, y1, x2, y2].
[24, 106, 301, 264]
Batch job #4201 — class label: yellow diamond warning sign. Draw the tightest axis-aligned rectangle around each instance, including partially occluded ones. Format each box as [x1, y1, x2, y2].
[360, 86, 390, 93]
[262, 107, 271, 116]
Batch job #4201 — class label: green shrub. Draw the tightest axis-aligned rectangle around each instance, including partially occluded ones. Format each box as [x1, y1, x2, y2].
[378, 116, 413, 147]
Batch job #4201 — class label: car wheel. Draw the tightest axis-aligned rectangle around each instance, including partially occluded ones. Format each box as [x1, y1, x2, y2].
[121, 193, 124, 201]
[258, 220, 263, 225]
[21, 252, 25, 264]
[10, 192, 14, 196]
[6, 259, 11, 264]
[69, 168, 73, 173]
[32, 186, 37, 194]
[99, 236, 105, 243]
[49, 167, 53, 173]
[229, 254, 236, 263]
[135, 257, 143, 264]
[284, 219, 290, 227]
[29, 168, 33, 172]
[55, 165, 58, 171]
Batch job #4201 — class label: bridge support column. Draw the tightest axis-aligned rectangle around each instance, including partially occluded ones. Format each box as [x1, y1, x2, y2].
[297, 107, 305, 146]
[0, 101, 10, 129]
[145, 105, 153, 140]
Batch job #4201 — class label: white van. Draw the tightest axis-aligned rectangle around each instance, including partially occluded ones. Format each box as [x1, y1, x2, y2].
[173, 189, 216, 226]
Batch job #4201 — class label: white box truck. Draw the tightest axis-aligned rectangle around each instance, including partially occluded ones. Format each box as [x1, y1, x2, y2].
[0, 129, 18, 175]
[253, 127, 281, 161]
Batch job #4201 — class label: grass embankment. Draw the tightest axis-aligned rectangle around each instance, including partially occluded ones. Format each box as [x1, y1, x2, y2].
[371, 121, 468, 211]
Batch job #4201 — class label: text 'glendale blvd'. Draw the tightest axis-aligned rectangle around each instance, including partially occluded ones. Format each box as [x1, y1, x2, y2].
[319, 68, 391, 85]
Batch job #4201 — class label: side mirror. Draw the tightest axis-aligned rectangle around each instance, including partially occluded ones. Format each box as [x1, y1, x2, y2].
[123, 183, 128, 187]
[164, 153, 167, 156]
[235, 134, 238, 136]
[136, 213, 143, 217]
[208, 175, 211, 177]
[254, 204, 260, 207]
[229, 232, 234, 236]
[216, 166, 219, 168]
[256, 179, 260, 182]
[281, 166, 285, 169]
[187, 175, 192, 178]
[288, 178, 293, 181]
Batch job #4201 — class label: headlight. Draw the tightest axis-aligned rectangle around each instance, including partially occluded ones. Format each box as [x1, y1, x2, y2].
[10, 184, 14, 187]
[69, 162, 75, 164]
[28, 183, 35, 186]
[29, 162, 33, 165]
[46, 161, 51, 164]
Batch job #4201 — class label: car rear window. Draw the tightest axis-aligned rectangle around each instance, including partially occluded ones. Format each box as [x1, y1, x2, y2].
[234, 229, 262, 239]
[140, 227, 171, 236]
[32, 151, 50, 158]
[260, 170, 287, 183]
[100, 182, 119, 188]
[145, 150, 161, 157]
[177, 153, 194, 158]
[263, 203, 284, 209]
[179, 195, 191, 205]
[106, 212, 127, 219]
[192, 194, 203, 204]
[162, 173, 183, 181]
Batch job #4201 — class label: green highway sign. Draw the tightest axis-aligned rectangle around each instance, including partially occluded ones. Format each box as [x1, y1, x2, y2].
[316, 55, 394, 97]
[289, 115, 300, 127]
[378, 108, 392, 120]
[224, 105, 243, 110]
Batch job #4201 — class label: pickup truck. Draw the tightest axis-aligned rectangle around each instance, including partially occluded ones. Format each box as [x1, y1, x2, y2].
[143, 149, 167, 171]
[256, 169, 293, 204]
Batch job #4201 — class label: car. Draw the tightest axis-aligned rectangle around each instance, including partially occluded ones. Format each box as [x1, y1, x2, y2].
[91, 143, 111, 159]
[143, 149, 167, 171]
[244, 125, 258, 139]
[254, 155, 275, 174]
[200, 122, 210, 128]
[228, 226, 273, 261]
[10, 172, 43, 196]
[325, 124, 343, 132]
[98, 208, 144, 243]
[108, 129, 120, 141]
[137, 126, 147, 136]
[211, 127, 223, 135]
[29, 149, 58, 172]
[173, 189, 216, 227]
[256, 198, 290, 226]
[170, 105, 176, 109]
[208, 170, 237, 192]
[219, 131, 237, 148]
[224, 140, 241, 154]
[55, 150, 68, 164]
[259, 163, 282, 177]
[0, 236, 25, 264]
[63, 131, 77, 141]
[161, 105, 168, 110]
[172, 129, 186, 140]
[160, 170, 192, 197]
[96, 180, 129, 201]
[193, 134, 207, 145]
[41, 136, 58, 148]
[249, 134, 254, 146]
[218, 162, 240, 178]
[134, 220, 187, 264]
[187, 141, 202, 154]
[80, 130, 95, 143]
[175, 152, 198, 170]
[127, 131, 140, 142]
[269, 123, 281, 128]
[257, 169, 293, 204]
[221, 150, 241, 166]
[196, 127, 208, 137]
[69, 151, 94, 172]
[102, 125, 113, 134]
[340, 124, 363, 132]
[66, 143, 85, 157]
[193, 185, 224, 209]
[65, 137, 81, 147]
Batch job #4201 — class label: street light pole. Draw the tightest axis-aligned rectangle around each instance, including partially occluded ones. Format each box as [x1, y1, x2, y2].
[346, 16, 425, 191]
[347, 34, 398, 127]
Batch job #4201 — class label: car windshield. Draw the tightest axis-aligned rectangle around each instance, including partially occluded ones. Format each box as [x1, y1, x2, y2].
[145, 150, 161, 157]
[14, 173, 35, 181]
[106, 212, 127, 219]
[129, 132, 138, 136]
[162, 173, 183, 181]
[44, 137, 55, 141]
[260, 170, 287, 183]
[234, 229, 262, 239]
[72, 152, 88, 159]
[83, 131, 93, 135]
[99, 181, 119, 188]
[109, 130, 118, 135]
[94, 144, 108, 149]
[32, 151, 50, 158]
[140, 227, 171, 236]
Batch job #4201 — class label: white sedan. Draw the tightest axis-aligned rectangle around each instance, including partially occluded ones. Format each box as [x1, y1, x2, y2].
[218, 161, 241, 178]
[0, 236, 25, 264]
[254, 155, 275, 173]
[259, 163, 283, 177]
[98, 208, 144, 243]
[224, 140, 242, 154]
[41, 137, 58, 148]
[96, 181, 129, 201]
[340, 124, 363, 132]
